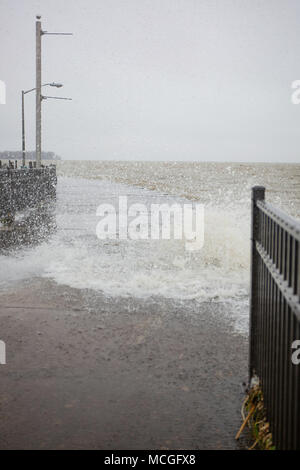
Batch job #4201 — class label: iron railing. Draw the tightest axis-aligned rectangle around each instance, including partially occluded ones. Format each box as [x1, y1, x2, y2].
[249, 186, 300, 450]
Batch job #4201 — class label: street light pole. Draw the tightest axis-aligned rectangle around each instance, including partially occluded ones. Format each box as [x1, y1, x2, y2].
[35, 16, 72, 169]
[36, 16, 42, 168]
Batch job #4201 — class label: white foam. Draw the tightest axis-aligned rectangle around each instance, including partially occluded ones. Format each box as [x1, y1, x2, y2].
[0, 176, 251, 333]
[0, 204, 250, 300]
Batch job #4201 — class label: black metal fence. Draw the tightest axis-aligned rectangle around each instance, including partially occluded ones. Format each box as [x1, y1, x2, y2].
[0, 164, 57, 219]
[249, 186, 300, 450]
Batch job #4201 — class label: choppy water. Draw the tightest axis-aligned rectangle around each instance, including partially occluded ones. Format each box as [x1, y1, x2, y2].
[57, 161, 300, 217]
[0, 161, 299, 335]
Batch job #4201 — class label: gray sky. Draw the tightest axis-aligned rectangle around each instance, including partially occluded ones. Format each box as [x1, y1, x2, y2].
[1, 0, 300, 162]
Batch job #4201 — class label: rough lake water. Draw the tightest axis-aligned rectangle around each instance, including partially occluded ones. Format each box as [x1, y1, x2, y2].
[1, 161, 299, 335]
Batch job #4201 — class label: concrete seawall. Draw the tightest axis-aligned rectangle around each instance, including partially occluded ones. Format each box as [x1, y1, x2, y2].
[0, 166, 56, 219]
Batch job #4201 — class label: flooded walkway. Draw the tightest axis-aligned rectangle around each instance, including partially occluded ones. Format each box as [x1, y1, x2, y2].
[0, 177, 249, 449]
[0, 281, 249, 449]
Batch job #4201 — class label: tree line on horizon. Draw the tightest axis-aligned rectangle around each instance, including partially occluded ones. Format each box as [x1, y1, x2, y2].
[0, 151, 61, 161]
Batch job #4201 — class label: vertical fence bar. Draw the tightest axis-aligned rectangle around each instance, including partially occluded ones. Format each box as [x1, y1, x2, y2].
[293, 242, 300, 449]
[274, 226, 282, 443]
[249, 186, 265, 381]
[293, 319, 300, 449]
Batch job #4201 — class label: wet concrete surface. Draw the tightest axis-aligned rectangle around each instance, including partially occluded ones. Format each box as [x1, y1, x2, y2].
[0, 278, 250, 449]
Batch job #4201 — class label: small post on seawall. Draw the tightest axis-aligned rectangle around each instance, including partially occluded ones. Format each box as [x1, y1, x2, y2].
[22, 90, 25, 167]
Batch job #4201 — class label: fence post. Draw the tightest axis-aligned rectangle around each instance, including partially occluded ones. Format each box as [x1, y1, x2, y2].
[249, 186, 265, 383]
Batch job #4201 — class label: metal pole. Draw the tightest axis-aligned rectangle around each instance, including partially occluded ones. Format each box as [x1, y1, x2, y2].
[36, 16, 42, 168]
[22, 90, 25, 166]
[249, 186, 265, 383]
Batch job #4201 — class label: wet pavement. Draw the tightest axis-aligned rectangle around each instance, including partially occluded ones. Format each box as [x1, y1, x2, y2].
[0, 278, 250, 449]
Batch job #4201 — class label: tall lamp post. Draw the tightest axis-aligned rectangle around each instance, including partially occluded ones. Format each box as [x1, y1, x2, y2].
[22, 82, 63, 167]
[35, 15, 72, 168]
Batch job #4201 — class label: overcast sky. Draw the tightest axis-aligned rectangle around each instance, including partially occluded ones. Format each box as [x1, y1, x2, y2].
[1, 0, 300, 162]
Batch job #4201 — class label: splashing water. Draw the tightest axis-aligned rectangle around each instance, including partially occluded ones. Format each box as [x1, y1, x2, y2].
[1, 162, 299, 334]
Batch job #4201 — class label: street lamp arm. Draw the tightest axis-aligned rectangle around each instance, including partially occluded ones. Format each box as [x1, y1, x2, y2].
[24, 83, 63, 95]
[42, 82, 61, 87]
[42, 96, 72, 100]
[23, 87, 37, 95]
[42, 31, 73, 35]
